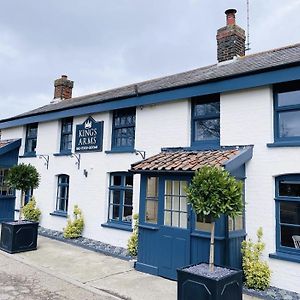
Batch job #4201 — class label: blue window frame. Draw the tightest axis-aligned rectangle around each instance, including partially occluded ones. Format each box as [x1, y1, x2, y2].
[191, 95, 220, 149]
[108, 173, 133, 225]
[0, 169, 13, 197]
[111, 108, 136, 150]
[275, 175, 300, 256]
[25, 123, 38, 156]
[56, 174, 69, 214]
[60, 118, 73, 153]
[274, 82, 300, 143]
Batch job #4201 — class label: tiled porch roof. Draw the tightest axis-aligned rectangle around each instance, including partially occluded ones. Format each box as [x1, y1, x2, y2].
[131, 147, 252, 173]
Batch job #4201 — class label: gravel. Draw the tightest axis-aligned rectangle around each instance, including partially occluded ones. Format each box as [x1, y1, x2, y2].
[38, 227, 133, 261]
[183, 263, 237, 279]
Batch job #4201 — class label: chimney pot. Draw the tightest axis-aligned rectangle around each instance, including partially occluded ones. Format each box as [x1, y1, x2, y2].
[225, 9, 237, 26]
[53, 75, 74, 101]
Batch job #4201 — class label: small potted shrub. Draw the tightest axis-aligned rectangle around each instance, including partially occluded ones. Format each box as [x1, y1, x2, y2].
[127, 214, 139, 267]
[63, 205, 84, 239]
[23, 197, 41, 222]
[0, 163, 40, 253]
[177, 166, 243, 300]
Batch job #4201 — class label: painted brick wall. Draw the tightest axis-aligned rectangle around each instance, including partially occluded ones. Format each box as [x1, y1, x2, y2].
[221, 86, 300, 293]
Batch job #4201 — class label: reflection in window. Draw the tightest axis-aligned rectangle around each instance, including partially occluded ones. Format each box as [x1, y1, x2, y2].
[25, 123, 38, 155]
[228, 215, 244, 231]
[56, 175, 69, 213]
[192, 97, 220, 145]
[108, 173, 133, 224]
[0, 169, 13, 196]
[145, 177, 158, 224]
[276, 175, 300, 252]
[60, 118, 73, 152]
[112, 108, 136, 149]
[196, 214, 212, 232]
[274, 84, 300, 140]
[164, 180, 188, 228]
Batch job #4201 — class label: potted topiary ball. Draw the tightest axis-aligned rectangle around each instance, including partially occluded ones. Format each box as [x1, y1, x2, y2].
[177, 165, 244, 300]
[0, 163, 40, 254]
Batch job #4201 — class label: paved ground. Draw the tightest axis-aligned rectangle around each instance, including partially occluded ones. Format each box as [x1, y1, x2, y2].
[0, 236, 258, 300]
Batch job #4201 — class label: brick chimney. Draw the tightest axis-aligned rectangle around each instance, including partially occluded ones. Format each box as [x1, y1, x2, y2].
[53, 75, 74, 100]
[216, 9, 246, 63]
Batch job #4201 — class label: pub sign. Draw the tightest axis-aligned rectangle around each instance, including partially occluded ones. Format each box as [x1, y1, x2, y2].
[75, 117, 103, 152]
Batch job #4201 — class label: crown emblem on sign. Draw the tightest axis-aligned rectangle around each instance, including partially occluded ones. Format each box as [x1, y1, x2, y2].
[84, 120, 92, 129]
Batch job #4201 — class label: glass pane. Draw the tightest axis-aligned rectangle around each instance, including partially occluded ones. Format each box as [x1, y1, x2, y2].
[165, 196, 171, 210]
[280, 225, 300, 248]
[228, 217, 234, 231]
[279, 180, 300, 197]
[173, 181, 180, 196]
[109, 205, 119, 220]
[180, 213, 187, 228]
[194, 102, 220, 117]
[164, 211, 171, 226]
[172, 212, 179, 227]
[194, 119, 220, 141]
[146, 177, 158, 198]
[122, 206, 132, 222]
[172, 196, 180, 211]
[278, 110, 300, 138]
[180, 197, 187, 212]
[145, 200, 158, 224]
[112, 175, 122, 186]
[165, 180, 172, 195]
[125, 175, 133, 187]
[110, 190, 121, 204]
[196, 214, 212, 232]
[124, 190, 133, 206]
[278, 90, 300, 107]
[180, 181, 187, 196]
[280, 202, 300, 225]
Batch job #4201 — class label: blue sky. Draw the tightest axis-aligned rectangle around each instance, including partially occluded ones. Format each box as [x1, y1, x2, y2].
[0, 0, 299, 118]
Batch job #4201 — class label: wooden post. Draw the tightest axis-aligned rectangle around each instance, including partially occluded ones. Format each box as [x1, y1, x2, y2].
[209, 221, 215, 272]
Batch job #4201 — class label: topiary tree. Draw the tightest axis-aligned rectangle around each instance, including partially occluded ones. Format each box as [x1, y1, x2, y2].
[6, 163, 40, 222]
[186, 165, 243, 272]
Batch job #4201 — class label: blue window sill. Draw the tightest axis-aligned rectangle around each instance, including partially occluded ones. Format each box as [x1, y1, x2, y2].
[19, 153, 36, 158]
[105, 149, 136, 154]
[50, 211, 68, 218]
[267, 141, 300, 147]
[191, 140, 220, 151]
[101, 222, 133, 232]
[53, 152, 72, 156]
[269, 252, 300, 263]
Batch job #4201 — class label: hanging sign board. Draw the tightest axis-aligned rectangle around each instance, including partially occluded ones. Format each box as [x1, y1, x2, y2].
[75, 117, 103, 152]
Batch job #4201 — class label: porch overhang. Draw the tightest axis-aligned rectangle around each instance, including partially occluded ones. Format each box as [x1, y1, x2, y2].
[130, 146, 253, 175]
[0, 139, 21, 167]
[0, 139, 21, 156]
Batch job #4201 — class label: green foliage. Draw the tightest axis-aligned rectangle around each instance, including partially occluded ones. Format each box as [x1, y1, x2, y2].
[23, 197, 41, 222]
[186, 166, 243, 219]
[6, 163, 40, 193]
[241, 227, 271, 290]
[63, 205, 84, 239]
[127, 214, 139, 257]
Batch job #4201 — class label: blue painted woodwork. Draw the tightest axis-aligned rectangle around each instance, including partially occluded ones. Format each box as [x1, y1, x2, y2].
[49, 211, 68, 218]
[269, 252, 300, 263]
[60, 117, 73, 153]
[267, 141, 300, 147]
[1, 65, 300, 129]
[0, 196, 16, 222]
[101, 222, 133, 232]
[136, 170, 246, 280]
[224, 147, 253, 173]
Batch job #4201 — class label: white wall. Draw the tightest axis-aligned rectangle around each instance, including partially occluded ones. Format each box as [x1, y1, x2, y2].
[221, 87, 300, 293]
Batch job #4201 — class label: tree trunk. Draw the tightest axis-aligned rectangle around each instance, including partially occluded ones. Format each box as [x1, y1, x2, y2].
[209, 221, 215, 272]
[19, 190, 25, 222]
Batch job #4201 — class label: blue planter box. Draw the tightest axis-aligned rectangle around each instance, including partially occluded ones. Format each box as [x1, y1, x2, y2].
[0, 221, 39, 254]
[177, 263, 243, 300]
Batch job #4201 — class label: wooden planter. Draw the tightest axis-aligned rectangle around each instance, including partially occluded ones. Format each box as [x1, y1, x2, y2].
[0, 220, 38, 253]
[177, 263, 243, 300]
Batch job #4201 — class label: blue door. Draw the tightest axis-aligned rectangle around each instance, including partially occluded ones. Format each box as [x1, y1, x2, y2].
[0, 196, 15, 222]
[158, 179, 191, 279]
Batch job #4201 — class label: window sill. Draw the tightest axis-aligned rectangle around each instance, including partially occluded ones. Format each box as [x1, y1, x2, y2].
[50, 211, 68, 218]
[105, 149, 136, 154]
[53, 152, 72, 156]
[269, 252, 300, 263]
[190, 141, 220, 151]
[101, 222, 133, 232]
[19, 153, 36, 158]
[267, 141, 300, 147]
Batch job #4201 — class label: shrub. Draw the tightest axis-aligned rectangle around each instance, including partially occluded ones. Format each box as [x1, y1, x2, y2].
[241, 227, 271, 290]
[63, 205, 84, 239]
[23, 197, 41, 222]
[127, 214, 139, 257]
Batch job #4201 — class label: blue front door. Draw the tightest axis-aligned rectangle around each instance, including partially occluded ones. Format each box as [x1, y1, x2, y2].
[158, 179, 191, 279]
